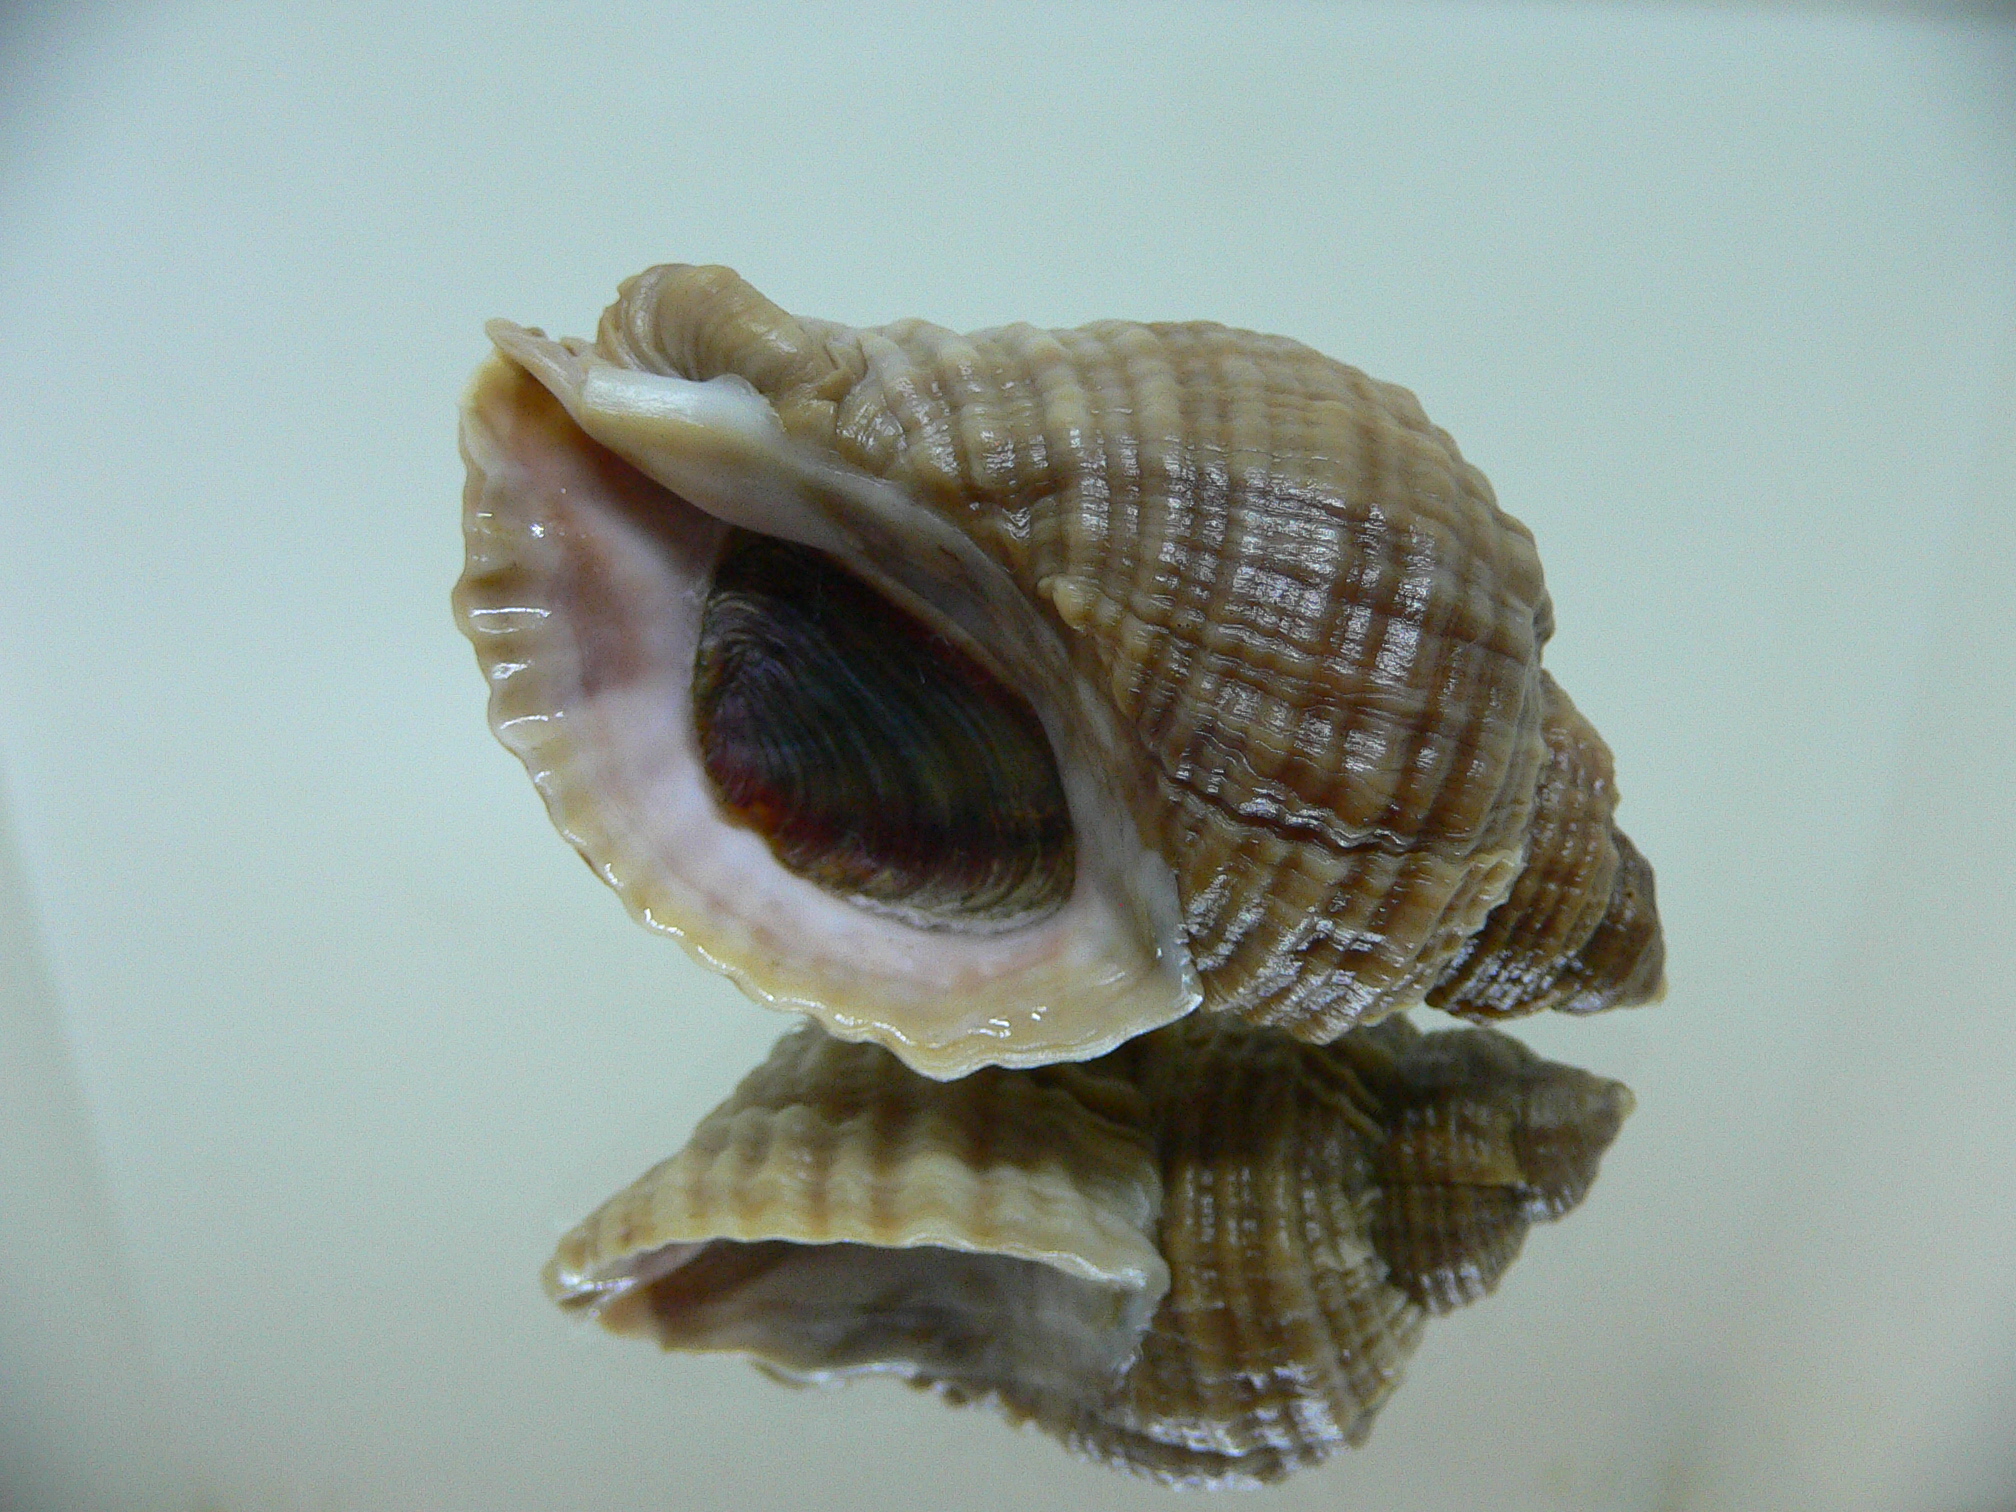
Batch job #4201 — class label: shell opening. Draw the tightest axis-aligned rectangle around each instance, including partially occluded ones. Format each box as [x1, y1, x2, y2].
[571, 1237, 1155, 1401]
[459, 337, 1197, 1079]
[694, 531, 1076, 931]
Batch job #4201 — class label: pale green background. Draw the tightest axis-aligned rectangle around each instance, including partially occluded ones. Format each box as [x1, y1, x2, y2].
[2, 4, 2012, 1510]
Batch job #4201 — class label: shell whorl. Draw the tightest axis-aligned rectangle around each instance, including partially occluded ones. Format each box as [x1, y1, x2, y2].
[1427, 674, 1666, 1018]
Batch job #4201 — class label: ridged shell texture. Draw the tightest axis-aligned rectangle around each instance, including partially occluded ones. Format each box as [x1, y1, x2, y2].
[463, 269, 1661, 1485]
[549, 1016, 1632, 1487]
[456, 266, 1664, 1074]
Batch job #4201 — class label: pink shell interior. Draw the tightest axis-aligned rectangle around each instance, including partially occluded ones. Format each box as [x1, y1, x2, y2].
[455, 340, 1198, 1078]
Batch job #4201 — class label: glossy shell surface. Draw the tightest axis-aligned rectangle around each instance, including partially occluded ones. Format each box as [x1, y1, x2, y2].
[456, 266, 1663, 1075]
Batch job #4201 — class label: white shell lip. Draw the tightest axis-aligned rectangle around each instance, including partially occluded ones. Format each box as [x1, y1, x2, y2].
[455, 330, 1199, 1079]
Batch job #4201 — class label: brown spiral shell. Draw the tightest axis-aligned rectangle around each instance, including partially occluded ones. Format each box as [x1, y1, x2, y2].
[456, 266, 1663, 1074]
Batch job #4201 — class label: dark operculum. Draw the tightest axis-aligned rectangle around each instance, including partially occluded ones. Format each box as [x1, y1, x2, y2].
[693, 531, 1076, 929]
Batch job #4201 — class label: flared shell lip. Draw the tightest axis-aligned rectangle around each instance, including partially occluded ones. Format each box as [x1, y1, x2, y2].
[542, 1220, 1171, 1310]
[543, 1221, 1171, 1406]
[539, 1024, 1174, 1336]
[454, 338, 1199, 1079]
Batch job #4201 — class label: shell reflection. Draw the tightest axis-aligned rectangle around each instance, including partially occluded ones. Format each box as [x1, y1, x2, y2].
[547, 1017, 1632, 1487]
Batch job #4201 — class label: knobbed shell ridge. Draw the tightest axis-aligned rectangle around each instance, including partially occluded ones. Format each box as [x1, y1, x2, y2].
[549, 1015, 1634, 1488]
[457, 265, 1664, 1075]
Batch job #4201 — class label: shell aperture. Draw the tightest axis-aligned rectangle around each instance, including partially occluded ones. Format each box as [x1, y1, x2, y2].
[693, 530, 1076, 929]
[455, 265, 1664, 1075]
[457, 339, 1194, 1078]
[547, 1015, 1634, 1488]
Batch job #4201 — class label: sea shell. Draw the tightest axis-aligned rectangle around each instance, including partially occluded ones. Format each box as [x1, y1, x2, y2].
[455, 265, 1663, 1076]
[547, 1015, 1633, 1488]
